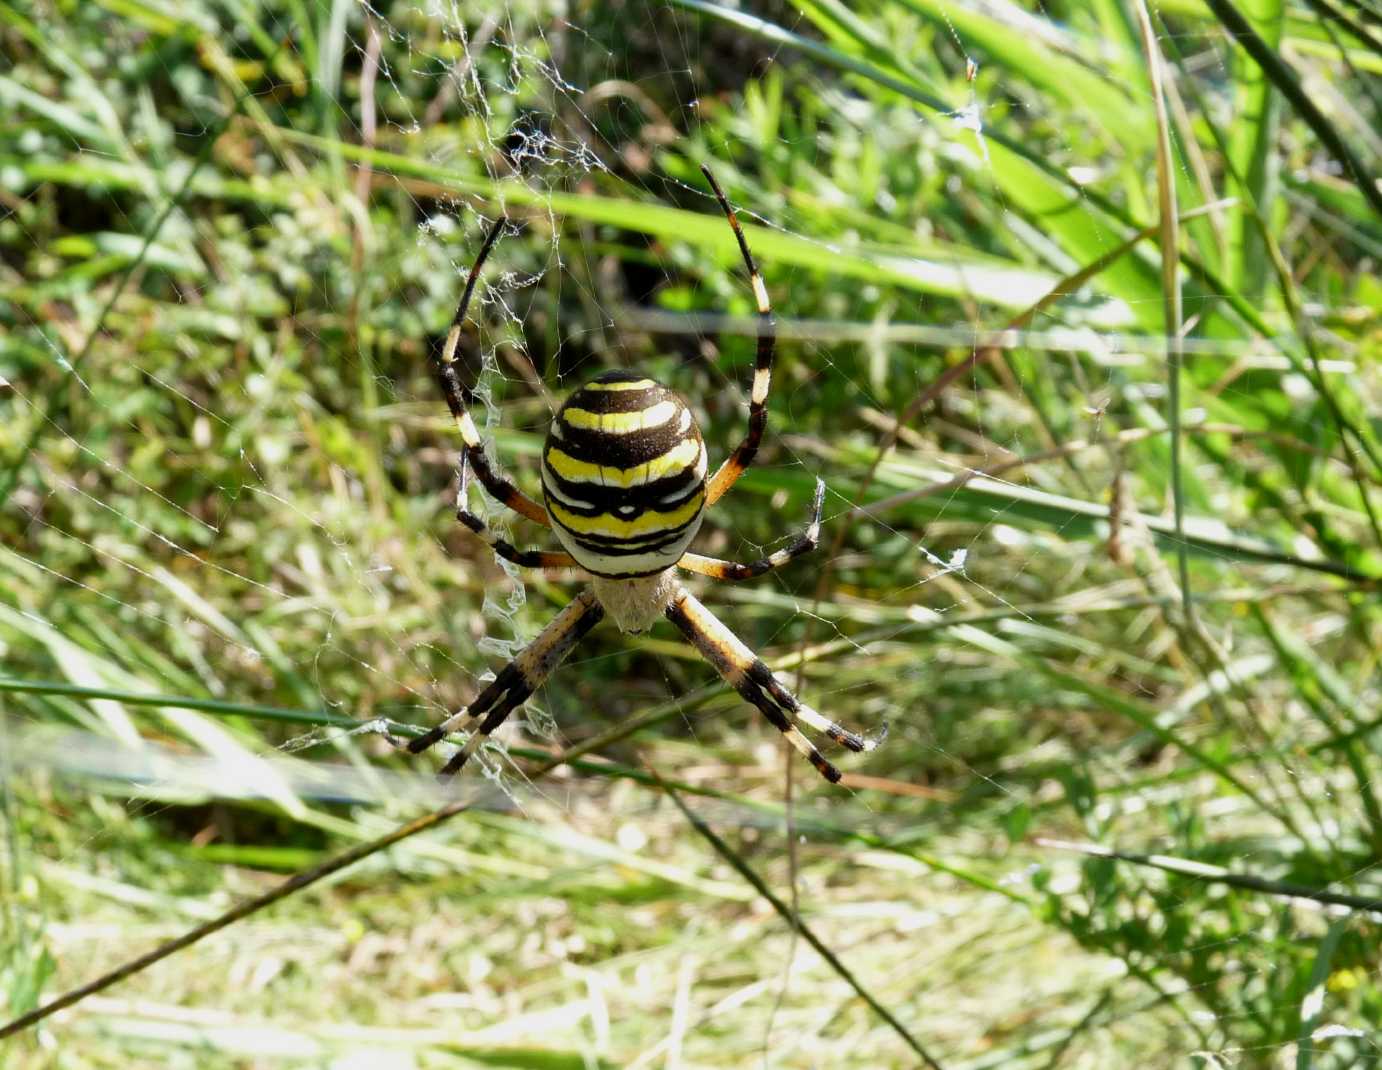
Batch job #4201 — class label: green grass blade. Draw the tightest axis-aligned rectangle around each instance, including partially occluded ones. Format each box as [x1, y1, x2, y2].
[1225, 0, 1285, 294]
[1204, 0, 1382, 216]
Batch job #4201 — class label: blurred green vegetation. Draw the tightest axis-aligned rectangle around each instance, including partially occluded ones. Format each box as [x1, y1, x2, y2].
[1, 0, 1379, 1066]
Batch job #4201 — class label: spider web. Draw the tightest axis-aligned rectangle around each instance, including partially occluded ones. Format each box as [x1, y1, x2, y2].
[1, 1, 1378, 1067]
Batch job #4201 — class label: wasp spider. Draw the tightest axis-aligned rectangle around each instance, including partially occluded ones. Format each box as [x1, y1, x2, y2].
[409, 166, 885, 783]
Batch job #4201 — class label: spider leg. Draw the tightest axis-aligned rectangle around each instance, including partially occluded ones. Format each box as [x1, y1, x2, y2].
[410, 588, 604, 776]
[678, 478, 823, 582]
[437, 217, 550, 527]
[455, 455, 576, 570]
[699, 165, 775, 508]
[665, 585, 885, 783]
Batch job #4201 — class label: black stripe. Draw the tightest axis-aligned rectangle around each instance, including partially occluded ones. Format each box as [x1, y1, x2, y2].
[746, 661, 796, 711]
[569, 600, 607, 641]
[810, 752, 842, 782]
[544, 491, 703, 527]
[541, 465, 703, 516]
[726, 405, 768, 472]
[665, 600, 695, 636]
[551, 508, 702, 553]
[455, 436, 531, 512]
[476, 679, 534, 733]
[591, 369, 650, 385]
[560, 384, 664, 415]
[407, 661, 523, 753]
[551, 418, 694, 469]
[565, 533, 690, 558]
[434, 360, 477, 414]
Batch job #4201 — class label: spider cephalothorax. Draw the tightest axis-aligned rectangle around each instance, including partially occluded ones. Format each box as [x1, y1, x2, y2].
[408, 165, 885, 783]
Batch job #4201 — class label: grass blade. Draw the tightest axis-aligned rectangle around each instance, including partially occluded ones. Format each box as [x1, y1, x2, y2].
[658, 773, 946, 1070]
[1036, 840, 1382, 911]
[1203, 0, 1382, 216]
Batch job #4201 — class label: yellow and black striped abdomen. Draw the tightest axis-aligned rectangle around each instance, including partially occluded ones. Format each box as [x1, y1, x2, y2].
[541, 371, 707, 578]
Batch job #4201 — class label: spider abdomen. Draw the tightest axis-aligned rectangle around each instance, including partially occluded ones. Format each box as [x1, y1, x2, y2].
[541, 370, 707, 578]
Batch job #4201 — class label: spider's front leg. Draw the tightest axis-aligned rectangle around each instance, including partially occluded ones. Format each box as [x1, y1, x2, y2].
[454, 455, 575, 570]
[410, 588, 604, 777]
[678, 479, 824, 582]
[437, 216, 550, 527]
[665, 585, 886, 782]
[700, 165, 776, 507]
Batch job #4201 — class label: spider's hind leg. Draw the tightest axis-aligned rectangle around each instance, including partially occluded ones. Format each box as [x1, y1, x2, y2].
[410, 587, 604, 777]
[665, 585, 884, 783]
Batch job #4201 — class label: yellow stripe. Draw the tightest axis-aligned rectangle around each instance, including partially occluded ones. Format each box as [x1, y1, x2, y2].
[581, 379, 657, 392]
[562, 400, 677, 434]
[545, 438, 701, 487]
[548, 490, 704, 538]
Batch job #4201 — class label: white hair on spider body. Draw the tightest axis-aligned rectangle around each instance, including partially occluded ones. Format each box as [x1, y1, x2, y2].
[590, 570, 679, 634]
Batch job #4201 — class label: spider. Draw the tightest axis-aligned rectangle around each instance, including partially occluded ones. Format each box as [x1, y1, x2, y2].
[408, 166, 885, 783]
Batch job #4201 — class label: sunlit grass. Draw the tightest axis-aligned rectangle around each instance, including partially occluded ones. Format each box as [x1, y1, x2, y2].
[1, 0, 1379, 1066]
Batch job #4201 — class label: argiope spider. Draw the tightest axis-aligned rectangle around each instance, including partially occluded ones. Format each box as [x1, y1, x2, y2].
[409, 166, 885, 783]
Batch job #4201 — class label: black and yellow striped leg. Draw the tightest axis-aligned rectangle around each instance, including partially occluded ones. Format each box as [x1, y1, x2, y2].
[409, 588, 605, 776]
[665, 586, 886, 783]
[437, 216, 551, 527]
[679, 478, 824, 582]
[455, 455, 576, 570]
[700, 165, 775, 507]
